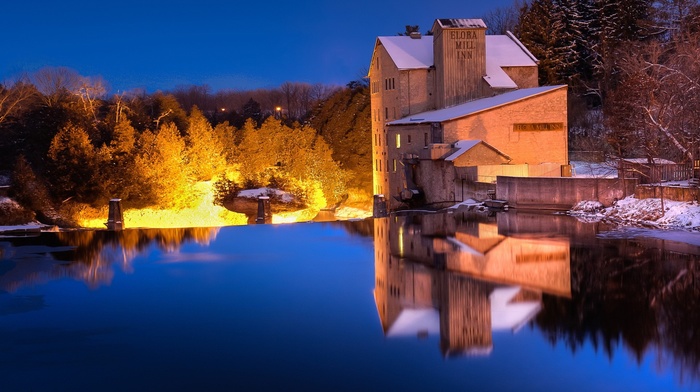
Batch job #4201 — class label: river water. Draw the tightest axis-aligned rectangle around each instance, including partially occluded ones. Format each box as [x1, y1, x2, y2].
[0, 209, 698, 391]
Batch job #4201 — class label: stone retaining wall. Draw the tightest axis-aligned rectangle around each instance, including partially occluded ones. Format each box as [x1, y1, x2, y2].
[496, 176, 638, 210]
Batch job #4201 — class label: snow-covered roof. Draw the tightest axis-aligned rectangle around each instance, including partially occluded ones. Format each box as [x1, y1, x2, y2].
[490, 286, 542, 331]
[443, 140, 510, 162]
[388, 85, 566, 125]
[373, 31, 537, 87]
[376, 36, 433, 70]
[484, 34, 538, 88]
[386, 308, 440, 337]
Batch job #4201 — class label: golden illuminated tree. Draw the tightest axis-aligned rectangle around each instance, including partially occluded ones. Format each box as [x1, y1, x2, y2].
[185, 106, 226, 181]
[213, 121, 237, 163]
[134, 122, 192, 207]
[96, 118, 139, 201]
[236, 118, 273, 185]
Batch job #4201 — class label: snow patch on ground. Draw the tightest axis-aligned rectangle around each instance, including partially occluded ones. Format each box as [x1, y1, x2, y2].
[570, 196, 700, 230]
[0, 197, 21, 209]
[334, 206, 372, 220]
[571, 161, 618, 178]
[238, 188, 294, 203]
[448, 198, 482, 209]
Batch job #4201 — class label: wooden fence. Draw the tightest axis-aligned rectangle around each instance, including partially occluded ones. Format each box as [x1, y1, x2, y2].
[619, 162, 694, 184]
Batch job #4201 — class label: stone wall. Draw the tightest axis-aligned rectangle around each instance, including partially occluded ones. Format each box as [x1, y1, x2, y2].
[496, 176, 638, 209]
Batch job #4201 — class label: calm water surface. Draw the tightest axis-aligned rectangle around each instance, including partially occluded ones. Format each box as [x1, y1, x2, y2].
[1, 210, 699, 391]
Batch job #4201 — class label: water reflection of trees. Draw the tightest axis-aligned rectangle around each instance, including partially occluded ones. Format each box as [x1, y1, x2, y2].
[376, 209, 700, 384]
[0, 228, 218, 291]
[536, 239, 700, 384]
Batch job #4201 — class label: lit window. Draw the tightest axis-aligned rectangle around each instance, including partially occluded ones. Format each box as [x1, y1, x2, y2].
[396, 134, 401, 148]
[393, 159, 397, 172]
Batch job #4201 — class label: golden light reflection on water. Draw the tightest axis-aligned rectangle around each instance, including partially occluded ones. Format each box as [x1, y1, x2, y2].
[272, 208, 320, 224]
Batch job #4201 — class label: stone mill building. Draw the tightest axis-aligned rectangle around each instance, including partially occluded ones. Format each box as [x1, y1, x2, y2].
[368, 18, 569, 212]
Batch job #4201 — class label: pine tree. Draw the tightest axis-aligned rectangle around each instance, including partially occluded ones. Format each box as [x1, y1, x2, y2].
[134, 123, 192, 207]
[185, 106, 226, 181]
[46, 123, 100, 202]
[516, 0, 560, 85]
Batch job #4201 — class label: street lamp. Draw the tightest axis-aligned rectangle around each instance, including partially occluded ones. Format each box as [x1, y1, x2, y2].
[275, 106, 282, 119]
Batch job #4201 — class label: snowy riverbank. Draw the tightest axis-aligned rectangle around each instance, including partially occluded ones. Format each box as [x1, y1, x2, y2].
[570, 196, 700, 231]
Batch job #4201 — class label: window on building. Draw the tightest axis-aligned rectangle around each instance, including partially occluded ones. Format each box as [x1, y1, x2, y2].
[393, 159, 397, 172]
[379, 160, 382, 172]
[407, 134, 412, 144]
[396, 134, 401, 148]
[424, 132, 428, 146]
[431, 122, 443, 143]
[385, 107, 388, 120]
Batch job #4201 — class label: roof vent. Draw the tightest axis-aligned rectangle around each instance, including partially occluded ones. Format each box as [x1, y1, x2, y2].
[409, 31, 421, 39]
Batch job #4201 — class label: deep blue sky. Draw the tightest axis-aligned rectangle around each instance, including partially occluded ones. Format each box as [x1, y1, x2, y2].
[3, 0, 513, 92]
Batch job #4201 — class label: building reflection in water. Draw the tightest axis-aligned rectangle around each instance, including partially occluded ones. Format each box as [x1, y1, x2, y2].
[0, 227, 219, 292]
[374, 210, 572, 357]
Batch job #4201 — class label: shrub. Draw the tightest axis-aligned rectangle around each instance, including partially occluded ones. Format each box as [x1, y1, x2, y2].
[213, 178, 241, 207]
[0, 198, 35, 225]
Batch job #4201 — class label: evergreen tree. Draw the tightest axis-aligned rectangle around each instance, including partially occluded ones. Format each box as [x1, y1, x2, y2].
[98, 118, 139, 202]
[46, 123, 100, 202]
[516, 0, 560, 85]
[134, 123, 192, 207]
[234, 119, 268, 185]
[242, 98, 263, 126]
[213, 121, 238, 163]
[185, 106, 226, 181]
[309, 82, 371, 195]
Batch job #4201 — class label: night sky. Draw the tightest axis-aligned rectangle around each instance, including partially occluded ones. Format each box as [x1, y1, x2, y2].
[3, 0, 514, 92]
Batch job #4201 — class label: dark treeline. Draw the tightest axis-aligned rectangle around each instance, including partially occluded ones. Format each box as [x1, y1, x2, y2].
[0, 67, 371, 225]
[484, 0, 700, 164]
[536, 240, 700, 383]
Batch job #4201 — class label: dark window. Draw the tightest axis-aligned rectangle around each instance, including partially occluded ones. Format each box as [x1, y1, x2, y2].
[431, 123, 443, 143]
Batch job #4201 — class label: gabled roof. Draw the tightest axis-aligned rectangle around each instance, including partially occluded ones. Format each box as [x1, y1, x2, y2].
[388, 85, 567, 125]
[375, 36, 433, 70]
[369, 30, 538, 86]
[484, 33, 539, 89]
[444, 140, 511, 162]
